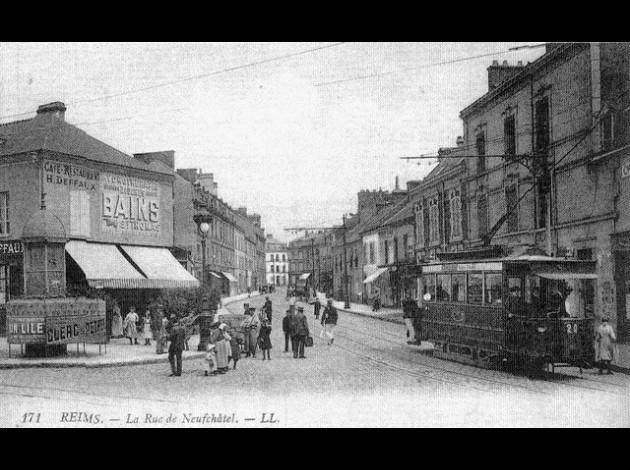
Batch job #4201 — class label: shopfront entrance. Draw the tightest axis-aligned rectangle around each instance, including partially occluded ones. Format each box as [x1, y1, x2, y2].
[613, 232, 630, 343]
[0, 240, 24, 336]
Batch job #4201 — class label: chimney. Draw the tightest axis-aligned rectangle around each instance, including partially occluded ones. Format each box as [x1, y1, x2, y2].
[456, 136, 465, 147]
[176, 168, 198, 184]
[134, 151, 175, 169]
[487, 61, 525, 91]
[36, 102, 66, 121]
[197, 172, 216, 195]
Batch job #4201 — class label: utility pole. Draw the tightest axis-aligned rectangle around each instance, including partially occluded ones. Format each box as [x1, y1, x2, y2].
[311, 237, 316, 295]
[342, 215, 350, 309]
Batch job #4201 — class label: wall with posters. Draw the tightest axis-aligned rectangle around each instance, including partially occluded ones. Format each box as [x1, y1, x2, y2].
[43, 159, 174, 248]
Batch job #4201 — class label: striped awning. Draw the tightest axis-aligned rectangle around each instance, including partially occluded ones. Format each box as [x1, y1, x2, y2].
[363, 267, 388, 284]
[299, 273, 311, 280]
[221, 272, 238, 283]
[66, 241, 147, 289]
[120, 245, 200, 289]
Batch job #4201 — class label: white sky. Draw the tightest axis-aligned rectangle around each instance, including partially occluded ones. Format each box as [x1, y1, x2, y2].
[0, 42, 545, 242]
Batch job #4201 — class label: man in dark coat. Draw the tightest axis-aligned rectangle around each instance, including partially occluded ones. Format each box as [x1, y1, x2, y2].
[313, 297, 322, 320]
[282, 309, 293, 353]
[290, 307, 310, 359]
[263, 297, 273, 323]
[321, 299, 338, 345]
[168, 319, 187, 377]
[402, 293, 418, 344]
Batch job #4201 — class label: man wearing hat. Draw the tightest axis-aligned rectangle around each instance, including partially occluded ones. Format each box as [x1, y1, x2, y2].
[321, 299, 338, 346]
[290, 306, 310, 359]
[282, 309, 294, 353]
[168, 318, 187, 377]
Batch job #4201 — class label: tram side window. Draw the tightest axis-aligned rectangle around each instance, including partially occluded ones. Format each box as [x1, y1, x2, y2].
[485, 273, 503, 305]
[467, 273, 483, 305]
[452, 274, 466, 302]
[436, 274, 451, 302]
[423, 275, 436, 301]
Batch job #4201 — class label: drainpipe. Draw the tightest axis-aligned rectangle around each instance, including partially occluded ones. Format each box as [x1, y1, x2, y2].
[591, 42, 602, 154]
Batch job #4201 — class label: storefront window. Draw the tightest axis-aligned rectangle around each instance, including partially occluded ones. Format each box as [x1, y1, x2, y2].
[423, 274, 436, 301]
[484, 273, 503, 305]
[467, 273, 483, 305]
[0, 266, 7, 305]
[452, 274, 466, 302]
[436, 274, 451, 302]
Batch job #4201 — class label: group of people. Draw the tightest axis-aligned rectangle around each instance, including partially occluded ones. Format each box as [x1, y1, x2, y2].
[111, 304, 174, 349]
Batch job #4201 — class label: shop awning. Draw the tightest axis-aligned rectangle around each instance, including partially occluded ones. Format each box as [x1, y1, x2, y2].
[221, 272, 238, 283]
[66, 241, 147, 289]
[299, 273, 311, 280]
[209, 271, 222, 279]
[363, 267, 388, 284]
[120, 245, 200, 289]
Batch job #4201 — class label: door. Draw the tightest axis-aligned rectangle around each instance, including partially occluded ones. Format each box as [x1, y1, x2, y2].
[0, 265, 8, 336]
[614, 250, 630, 342]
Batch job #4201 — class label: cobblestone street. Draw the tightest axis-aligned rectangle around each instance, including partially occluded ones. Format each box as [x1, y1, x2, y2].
[0, 291, 628, 427]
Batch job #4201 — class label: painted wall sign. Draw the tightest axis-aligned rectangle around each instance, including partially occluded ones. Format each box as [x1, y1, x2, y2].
[44, 161, 99, 191]
[45, 316, 107, 345]
[101, 173, 161, 238]
[0, 241, 23, 261]
[6, 318, 46, 344]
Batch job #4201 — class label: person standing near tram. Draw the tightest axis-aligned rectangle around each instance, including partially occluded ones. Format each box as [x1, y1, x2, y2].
[595, 317, 617, 375]
[402, 293, 418, 343]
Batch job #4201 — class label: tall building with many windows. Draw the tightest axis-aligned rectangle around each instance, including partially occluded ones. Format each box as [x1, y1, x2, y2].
[265, 234, 288, 286]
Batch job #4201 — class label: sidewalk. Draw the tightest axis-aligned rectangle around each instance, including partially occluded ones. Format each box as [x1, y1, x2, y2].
[0, 291, 260, 369]
[315, 292, 405, 325]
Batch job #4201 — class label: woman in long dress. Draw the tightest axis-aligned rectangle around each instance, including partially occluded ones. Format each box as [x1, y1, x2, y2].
[123, 307, 140, 345]
[143, 311, 152, 346]
[210, 323, 231, 374]
[111, 304, 123, 338]
[595, 317, 617, 375]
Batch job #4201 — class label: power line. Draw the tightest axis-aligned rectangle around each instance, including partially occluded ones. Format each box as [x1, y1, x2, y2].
[314, 43, 546, 87]
[0, 42, 349, 123]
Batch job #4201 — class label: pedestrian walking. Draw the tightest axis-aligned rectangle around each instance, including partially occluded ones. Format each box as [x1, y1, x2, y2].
[123, 307, 140, 345]
[228, 330, 242, 370]
[289, 293, 297, 313]
[282, 309, 293, 353]
[372, 294, 381, 313]
[263, 297, 273, 324]
[168, 319, 186, 377]
[143, 310, 152, 346]
[205, 343, 218, 376]
[320, 299, 338, 346]
[595, 317, 617, 375]
[241, 307, 261, 358]
[290, 306, 310, 359]
[111, 303, 123, 338]
[402, 293, 418, 344]
[313, 297, 322, 320]
[258, 318, 273, 361]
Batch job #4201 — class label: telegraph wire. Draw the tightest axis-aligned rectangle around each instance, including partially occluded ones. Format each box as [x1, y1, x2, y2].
[314, 43, 546, 87]
[0, 42, 349, 123]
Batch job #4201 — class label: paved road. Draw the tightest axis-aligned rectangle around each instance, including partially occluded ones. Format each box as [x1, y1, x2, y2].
[0, 291, 628, 427]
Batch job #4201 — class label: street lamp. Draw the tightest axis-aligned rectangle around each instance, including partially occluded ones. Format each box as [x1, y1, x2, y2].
[194, 213, 213, 352]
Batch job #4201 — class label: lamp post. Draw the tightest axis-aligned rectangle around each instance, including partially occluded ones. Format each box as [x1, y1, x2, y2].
[194, 213, 213, 352]
[342, 215, 350, 309]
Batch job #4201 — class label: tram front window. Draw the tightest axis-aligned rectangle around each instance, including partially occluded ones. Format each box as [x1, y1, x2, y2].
[467, 273, 483, 305]
[437, 274, 451, 302]
[484, 273, 502, 305]
[423, 275, 436, 301]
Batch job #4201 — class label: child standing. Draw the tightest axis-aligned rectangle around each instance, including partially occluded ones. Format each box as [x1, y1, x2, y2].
[228, 330, 242, 370]
[258, 318, 273, 361]
[143, 310, 152, 346]
[205, 343, 218, 376]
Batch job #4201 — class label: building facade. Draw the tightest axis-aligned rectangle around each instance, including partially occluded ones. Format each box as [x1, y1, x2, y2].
[265, 234, 288, 286]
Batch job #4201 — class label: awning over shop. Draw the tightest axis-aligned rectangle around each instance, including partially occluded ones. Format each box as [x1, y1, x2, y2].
[209, 271, 222, 279]
[66, 241, 147, 289]
[299, 273, 311, 281]
[363, 267, 388, 284]
[221, 272, 238, 283]
[120, 245, 200, 289]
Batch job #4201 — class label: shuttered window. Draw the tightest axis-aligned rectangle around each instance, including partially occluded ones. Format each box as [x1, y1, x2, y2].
[0, 193, 8, 235]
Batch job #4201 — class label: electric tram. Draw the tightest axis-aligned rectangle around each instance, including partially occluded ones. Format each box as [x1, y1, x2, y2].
[414, 250, 598, 373]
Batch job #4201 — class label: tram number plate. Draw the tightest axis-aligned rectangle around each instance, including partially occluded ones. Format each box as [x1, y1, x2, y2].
[565, 323, 578, 334]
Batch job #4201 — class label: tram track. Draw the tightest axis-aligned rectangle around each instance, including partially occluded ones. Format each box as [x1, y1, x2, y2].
[250, 296, 626, 397]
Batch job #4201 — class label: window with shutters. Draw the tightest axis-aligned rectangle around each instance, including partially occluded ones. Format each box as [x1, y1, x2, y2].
[505, 184, 519, 233]
[415, 203, 424, 249]
[504, 114, 516, 156]
[478, 195, 488, 239]
[449, 189, 463, 241]
[0, 193, 9, 236]
[429, 197, 440, 246]
[476, 132, 486, 173]
[70, 191, 91, 238]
